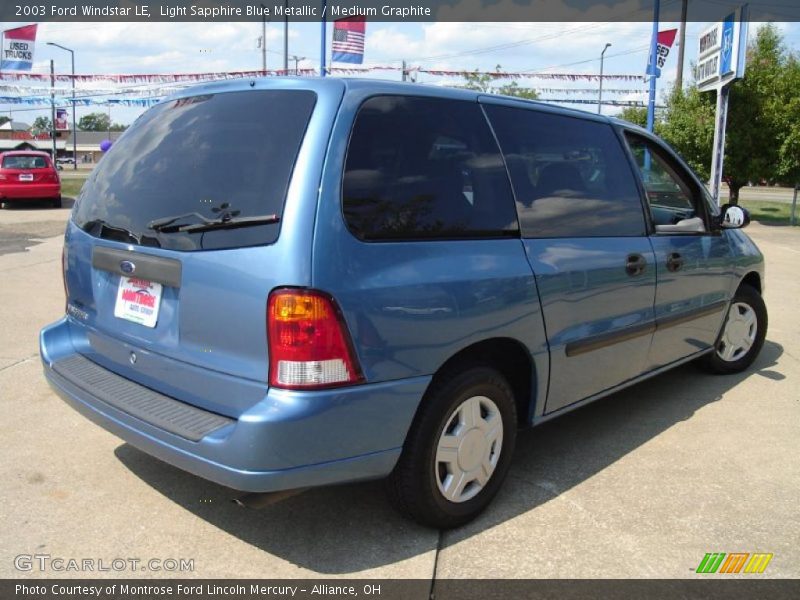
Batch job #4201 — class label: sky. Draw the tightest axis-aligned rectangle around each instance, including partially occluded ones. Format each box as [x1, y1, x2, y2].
[1, 17, 799, 127]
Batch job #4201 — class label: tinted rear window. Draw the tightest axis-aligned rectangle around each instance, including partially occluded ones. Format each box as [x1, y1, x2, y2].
[3, 155, 48, 169]
[342, 95, 519, 241]
[73, 90, 316, 251]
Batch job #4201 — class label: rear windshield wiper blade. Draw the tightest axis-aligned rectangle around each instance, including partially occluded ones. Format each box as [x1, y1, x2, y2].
[147, 213, 280, 234]
[81, 219, 141, 244]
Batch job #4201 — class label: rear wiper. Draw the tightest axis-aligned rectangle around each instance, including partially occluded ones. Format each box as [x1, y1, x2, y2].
[147, 213, 280, 234]
[81, 219, 141, 244]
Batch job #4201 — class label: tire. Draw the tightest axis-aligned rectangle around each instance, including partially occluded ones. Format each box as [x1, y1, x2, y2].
[386, 365, 517, 529]
[52, 196, 62, 209]
[700, 284, 767, 374]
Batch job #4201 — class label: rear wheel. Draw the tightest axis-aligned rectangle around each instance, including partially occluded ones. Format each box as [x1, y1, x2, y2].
[701, 284, 767, 374]
[52, 196, 62, 209]
[386, 365, 517, 529]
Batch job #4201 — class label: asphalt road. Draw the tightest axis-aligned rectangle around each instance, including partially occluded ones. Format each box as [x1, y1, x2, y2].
[1, 202, 798, 584]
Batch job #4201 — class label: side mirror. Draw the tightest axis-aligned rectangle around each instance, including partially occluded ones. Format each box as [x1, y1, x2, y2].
[719, 204, 750, 229]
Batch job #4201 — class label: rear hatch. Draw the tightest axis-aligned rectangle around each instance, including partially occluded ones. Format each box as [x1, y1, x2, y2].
[65, 86, 321, 417]
[1, 154, 58, 184]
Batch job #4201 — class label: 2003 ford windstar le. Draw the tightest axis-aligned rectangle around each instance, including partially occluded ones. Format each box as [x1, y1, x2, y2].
[40, 78, 766, 528]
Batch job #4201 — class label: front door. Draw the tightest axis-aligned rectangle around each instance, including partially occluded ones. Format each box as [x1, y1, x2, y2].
[624, 133, 732, 370]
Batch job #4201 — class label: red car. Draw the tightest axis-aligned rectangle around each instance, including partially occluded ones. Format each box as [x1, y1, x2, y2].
[0, 151, 62, 208]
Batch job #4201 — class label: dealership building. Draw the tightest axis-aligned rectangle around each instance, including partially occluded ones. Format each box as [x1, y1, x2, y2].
[0, 120, 122, 163]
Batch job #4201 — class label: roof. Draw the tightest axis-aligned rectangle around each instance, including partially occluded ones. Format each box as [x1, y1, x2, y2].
[74, 131, 124, 144]
[0, 120, 31, 131]
[159, 76, 613, 125]
[0, 149, 51, 156]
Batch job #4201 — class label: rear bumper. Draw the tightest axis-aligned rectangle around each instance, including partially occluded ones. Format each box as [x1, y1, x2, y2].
[0, 183, 60, 199]
[40, 317, 429, 492]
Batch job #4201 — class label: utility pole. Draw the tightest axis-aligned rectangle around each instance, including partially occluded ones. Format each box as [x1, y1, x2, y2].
[283, 0, 289, 74]
[260, 3, 267, 74]
[290, 55, 304, 75]
[402, 60, 407, 82]
[320, 0, 326, 77]
[675, 0, 688, 90]
[50, 60, 56, 161]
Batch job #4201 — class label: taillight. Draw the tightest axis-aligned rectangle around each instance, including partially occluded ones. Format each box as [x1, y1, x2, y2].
[268, 289, 363, 389]
[0, 173, 6, 180]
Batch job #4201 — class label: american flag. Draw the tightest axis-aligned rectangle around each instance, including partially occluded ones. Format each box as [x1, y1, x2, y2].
[332, 17, 365, 64]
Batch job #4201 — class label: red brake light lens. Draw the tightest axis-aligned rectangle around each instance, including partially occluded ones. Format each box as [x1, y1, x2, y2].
[267, 289, 364, 389]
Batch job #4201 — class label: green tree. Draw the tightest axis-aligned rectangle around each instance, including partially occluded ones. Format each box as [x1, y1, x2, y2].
[496, 81, 539, 100]
[461, 66, 539, 100]
[461, 68, 497, 93]
[31, 116, 52, 134]
[654, 24, 800, 203]
[723, 24, 785, 202]
[617, 106, 648, 128]
[0, 116, 10, 127]
[659, 86, 716, 181]
[78, 112, 112, 132]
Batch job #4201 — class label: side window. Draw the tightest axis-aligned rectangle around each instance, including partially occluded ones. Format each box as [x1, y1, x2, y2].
[484, 105, 646, 238]
[342, 96, 519, 241]
[625, 134, 707, 232]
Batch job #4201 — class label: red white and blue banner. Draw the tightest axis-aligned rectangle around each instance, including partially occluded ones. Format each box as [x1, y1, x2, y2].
[647, 28, 678, 78]
[332, 17, 365, 64]
[1, 24, 37, 71]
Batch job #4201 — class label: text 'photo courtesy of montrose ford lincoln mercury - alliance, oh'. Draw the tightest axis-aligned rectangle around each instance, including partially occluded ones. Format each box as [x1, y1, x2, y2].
[40, 78, 766, 528]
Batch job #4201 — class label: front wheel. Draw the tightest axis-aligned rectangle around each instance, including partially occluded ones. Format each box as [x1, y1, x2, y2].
[701, 284, 767, 374]
[386, 365, 517, 529]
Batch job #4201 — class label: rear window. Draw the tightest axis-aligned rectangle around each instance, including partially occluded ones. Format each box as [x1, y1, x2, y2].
[3, 155, 48, 169]
[73, 90, 316, 251]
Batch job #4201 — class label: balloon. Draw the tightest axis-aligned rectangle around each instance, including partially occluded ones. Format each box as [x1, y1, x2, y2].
[100, 139, 113, 152]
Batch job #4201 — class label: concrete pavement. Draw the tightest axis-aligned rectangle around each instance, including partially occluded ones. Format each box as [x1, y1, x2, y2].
[1, 203, 798, 582]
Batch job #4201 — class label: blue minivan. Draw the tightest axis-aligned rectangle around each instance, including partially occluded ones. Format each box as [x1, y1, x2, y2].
[40, 78, 766, 528]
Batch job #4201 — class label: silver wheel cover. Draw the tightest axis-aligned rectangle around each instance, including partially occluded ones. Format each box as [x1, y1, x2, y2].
[716, 302, 758, 362]
[435, 395, 503, 503]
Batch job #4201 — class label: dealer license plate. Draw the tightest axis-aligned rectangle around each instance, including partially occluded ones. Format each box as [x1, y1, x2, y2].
[113, 276, 162, 328]
[19, 173, 33, 181]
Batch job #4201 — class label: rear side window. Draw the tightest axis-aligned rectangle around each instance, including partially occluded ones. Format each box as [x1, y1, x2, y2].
[342, 95, 519, 241]
[3, 155, 48, 169]
[485, 105, 646, 238]
[73, 90, 316, 251]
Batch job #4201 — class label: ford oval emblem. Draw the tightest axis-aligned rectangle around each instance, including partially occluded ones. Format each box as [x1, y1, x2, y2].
[120, 260, 136, 274]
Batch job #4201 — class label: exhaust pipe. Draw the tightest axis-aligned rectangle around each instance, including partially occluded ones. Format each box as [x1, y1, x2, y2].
[234, 488, 308, 509]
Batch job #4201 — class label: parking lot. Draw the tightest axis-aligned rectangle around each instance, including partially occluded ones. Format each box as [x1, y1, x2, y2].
[1, 200, 798, 582]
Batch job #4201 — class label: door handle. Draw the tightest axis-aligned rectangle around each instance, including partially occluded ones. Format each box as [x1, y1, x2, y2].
[666, 252, 684, 272]
[625, 253, 647, 277]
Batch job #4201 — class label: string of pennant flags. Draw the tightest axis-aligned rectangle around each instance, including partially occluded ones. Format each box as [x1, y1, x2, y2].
[0, 66, 647, 84]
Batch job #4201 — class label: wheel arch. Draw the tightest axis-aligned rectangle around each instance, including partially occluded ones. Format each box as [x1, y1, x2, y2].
[739, 271, 762, 294]
[426, 337, 536, 427]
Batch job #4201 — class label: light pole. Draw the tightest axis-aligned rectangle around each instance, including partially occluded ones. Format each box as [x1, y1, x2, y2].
[598, 42, 611, 115]
[47, 42, 77, 170]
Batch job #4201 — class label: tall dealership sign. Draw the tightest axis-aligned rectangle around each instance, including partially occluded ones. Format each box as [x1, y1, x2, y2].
[696, 6, 748, 204]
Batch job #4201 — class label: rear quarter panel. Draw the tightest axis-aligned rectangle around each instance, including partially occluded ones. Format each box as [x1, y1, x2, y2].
[311, 83, 550, 422]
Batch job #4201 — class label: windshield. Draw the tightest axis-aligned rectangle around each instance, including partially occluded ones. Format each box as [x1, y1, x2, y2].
[73, 89, 317, 251]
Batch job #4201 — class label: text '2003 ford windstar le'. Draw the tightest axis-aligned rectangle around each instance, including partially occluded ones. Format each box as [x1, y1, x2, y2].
[40, 78, 766, 528]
